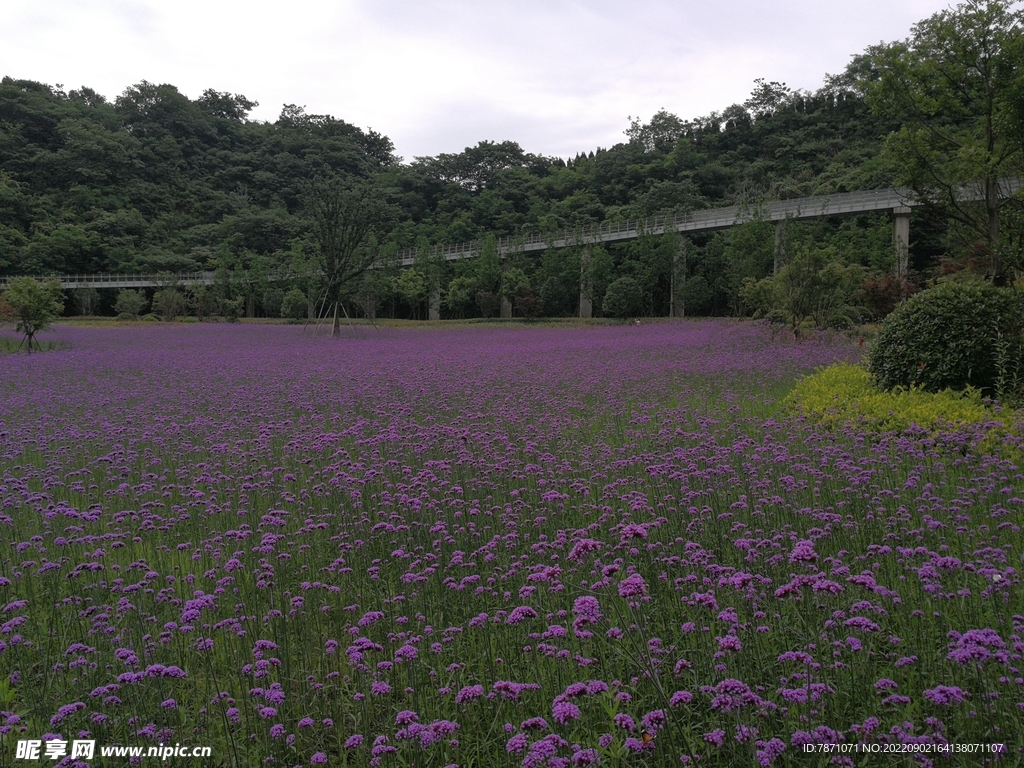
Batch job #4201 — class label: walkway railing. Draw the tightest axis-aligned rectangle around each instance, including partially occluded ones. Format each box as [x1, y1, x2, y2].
[3, 179, 1018, 289]
[392, 186, 920, 266]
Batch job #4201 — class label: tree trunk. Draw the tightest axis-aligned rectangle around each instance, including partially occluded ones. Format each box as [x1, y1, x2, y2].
[987, 176, 1002, 283]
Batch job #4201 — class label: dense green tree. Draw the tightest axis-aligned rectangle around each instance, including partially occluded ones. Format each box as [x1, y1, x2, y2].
[500, 267, 529, 306]
[196, 89, 258, 121]
[863, 0, 1024, 281]
[539, 275, 573, 316]
[445, 275, 476, 317]
[395, 268, 426, 318]
[352, 268, 396, 320]
[220, 296, 244, 322]
[114, 289, 147, 319]
[473, 235, 502, 295]
[23, 225, 104, 273]
[1, 76, 395, 283]
[419, 140, 545, 193]
[262, 287, 284, 318]
[475, 290, 500, 318]
[3, 276, 64, 350]
[73, 286, 99, 315]
[280, 287, 308, 320]
[192, 286, 219, 321]
[603, 276, 645, 318]
[625, 109, 688, 153]
[742, 245, 865, 335]
[152, 287, 186, 321]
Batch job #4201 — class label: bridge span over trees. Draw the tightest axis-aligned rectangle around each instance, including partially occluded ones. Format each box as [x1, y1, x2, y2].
[0, 184, 938, 320]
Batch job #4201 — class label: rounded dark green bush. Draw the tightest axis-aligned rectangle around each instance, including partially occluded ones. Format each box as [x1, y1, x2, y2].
[868, 279, 1023, 393]
[602, 276, 645, 319]
[280, 288, 308, 320]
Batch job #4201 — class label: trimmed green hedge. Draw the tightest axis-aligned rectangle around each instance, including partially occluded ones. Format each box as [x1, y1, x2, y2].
[868, 279, 1023, 394]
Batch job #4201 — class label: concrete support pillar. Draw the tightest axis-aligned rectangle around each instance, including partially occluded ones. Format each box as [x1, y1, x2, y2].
[500, 295, 512, 319]
[670, 237, 687, 318]
[579, 247, 593, 319]
[428, 277, 440, 321]
[893, 207, 911, 276]
[773, 220, 786, 275]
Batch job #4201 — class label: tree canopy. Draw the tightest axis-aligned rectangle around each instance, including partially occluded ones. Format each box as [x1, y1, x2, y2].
[2, 276, 64, 350]
[303, 172, 395, 330]
[864, 0, 1024, 282]
[0, 67, 896, 281]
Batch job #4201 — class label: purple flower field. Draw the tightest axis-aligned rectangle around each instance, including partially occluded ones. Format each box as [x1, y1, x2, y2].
[1, 321, 1022, 766]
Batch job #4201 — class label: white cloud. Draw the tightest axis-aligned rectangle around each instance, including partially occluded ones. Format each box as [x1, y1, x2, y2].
[0, 0, 957, 159]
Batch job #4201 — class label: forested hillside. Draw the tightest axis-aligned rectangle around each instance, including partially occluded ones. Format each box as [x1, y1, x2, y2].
[0, 26, 1005, 319]
[0, 81, 394, 276]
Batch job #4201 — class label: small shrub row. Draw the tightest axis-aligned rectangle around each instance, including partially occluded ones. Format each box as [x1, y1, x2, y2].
[784, 363, 1024, 464]
[784, 363, 994, 432]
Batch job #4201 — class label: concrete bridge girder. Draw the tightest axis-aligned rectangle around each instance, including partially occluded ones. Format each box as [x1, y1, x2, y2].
[579, 247, 593, 319]
[428, 277, 441, 322]
[893, 207, 912, 276]
[670, 238, 687, 318]
[8, 181, 1019, 306]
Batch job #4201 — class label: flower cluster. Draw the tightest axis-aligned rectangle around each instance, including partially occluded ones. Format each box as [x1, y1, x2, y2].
[1, 321, 1021, 766]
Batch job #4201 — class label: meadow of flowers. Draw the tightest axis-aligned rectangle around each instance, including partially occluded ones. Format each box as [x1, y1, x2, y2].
[0, 320, 1022, 767]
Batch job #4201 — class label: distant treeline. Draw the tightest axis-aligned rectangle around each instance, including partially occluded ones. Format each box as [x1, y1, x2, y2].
[0, 59, 949, 319]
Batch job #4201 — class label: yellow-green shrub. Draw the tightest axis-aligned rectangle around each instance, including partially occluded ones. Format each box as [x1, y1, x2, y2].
[784, 363, 998, 432]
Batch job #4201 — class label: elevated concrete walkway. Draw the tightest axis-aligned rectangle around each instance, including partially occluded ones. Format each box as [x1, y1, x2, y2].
[394, 186, 921, 265]
[4, 180, 1018, 319]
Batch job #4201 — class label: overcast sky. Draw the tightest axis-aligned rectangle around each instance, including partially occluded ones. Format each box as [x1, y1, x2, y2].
[2, 0, 955, 161]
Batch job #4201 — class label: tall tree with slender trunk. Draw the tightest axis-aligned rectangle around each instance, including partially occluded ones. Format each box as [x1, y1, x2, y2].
[863, 0, 1024, 282]
[303, 172, 394, 335]
[3, 277, 64, 351]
